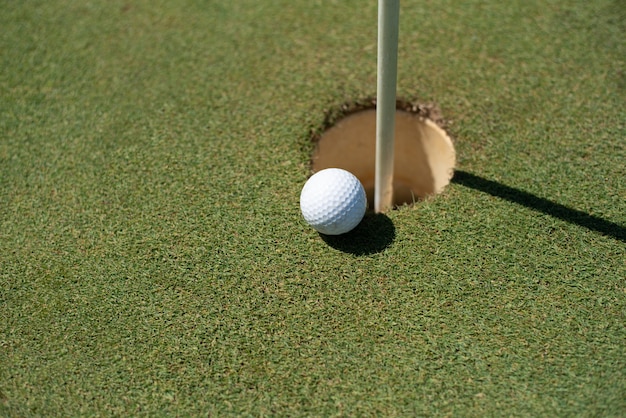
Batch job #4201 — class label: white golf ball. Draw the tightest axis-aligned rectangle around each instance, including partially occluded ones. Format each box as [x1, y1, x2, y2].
[300, 168, 367, 235]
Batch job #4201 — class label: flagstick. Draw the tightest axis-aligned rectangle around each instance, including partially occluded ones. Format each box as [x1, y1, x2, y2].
[374, 0, 400, 213]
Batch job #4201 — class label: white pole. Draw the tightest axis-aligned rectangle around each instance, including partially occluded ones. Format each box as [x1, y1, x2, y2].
[375, 0, 400, 213]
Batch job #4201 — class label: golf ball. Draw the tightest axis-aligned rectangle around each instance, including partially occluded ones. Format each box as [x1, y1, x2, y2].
[300, 168, 367, 235]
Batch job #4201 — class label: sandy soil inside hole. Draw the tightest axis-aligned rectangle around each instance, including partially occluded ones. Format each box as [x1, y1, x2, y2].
[312, 109, 456, 208]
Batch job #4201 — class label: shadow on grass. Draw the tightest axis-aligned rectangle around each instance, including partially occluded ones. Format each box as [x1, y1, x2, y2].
[321, 213, 395, 255]
[452, 170, 626, 242]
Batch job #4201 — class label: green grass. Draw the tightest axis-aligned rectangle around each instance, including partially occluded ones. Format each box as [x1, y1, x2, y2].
[1, 0, 625, 416]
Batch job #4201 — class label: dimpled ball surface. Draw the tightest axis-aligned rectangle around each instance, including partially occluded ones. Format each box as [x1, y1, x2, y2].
[300, 168, 367, 235]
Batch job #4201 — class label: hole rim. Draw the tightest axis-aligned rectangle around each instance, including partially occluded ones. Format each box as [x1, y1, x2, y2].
[308, 97, 456, 209]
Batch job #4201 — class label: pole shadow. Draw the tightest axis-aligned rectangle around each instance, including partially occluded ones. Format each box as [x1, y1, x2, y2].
[452, 170, 626, 242]
[320, 213, 396, 255]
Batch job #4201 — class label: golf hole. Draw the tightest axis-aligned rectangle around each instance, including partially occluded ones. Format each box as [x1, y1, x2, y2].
[311, 100, 456, 208]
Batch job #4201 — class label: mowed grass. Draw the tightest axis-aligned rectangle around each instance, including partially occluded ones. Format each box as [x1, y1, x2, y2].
[1, 0, 625, 416]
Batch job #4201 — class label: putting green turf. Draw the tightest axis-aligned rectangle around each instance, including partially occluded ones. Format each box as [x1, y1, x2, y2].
[1, 0, 625, 416]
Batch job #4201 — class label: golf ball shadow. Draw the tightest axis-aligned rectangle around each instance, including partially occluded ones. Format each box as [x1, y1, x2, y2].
[320, 212, 395, 255]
